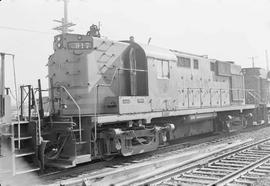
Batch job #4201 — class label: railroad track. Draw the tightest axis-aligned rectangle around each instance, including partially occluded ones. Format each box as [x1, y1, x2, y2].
[41, 139, 254, 186]
[139, 137, 270, 186]
[39, 133, 239, 184]
[2, 125, 261, 186]
[37, 125, 268, 186]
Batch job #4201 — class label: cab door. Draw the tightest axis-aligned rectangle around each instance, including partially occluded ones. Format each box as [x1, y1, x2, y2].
[129, 48, 137, 96]
[123, 43, 148, 96]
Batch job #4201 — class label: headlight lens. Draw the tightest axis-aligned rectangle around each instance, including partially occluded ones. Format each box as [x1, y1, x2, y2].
[57, 42, 62, 48]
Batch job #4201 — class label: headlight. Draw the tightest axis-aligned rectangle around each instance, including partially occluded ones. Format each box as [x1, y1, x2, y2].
[57, 42, 62, 48]
[56, 36, 61, 42]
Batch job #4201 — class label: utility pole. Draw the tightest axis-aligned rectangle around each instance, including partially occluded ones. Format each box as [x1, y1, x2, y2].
[53, 0, 75, 34]
[265, 50, 269, 73]
[0, 53, 5, 117]
[0, 52, 15, 118]
[64, 0, 68, 29]
[248, 56, 258, 68]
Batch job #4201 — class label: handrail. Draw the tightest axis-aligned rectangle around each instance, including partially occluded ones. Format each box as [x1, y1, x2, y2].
[59, 85, 82, 142]
[98, 67, 119, 87]
[11, 54, 21, 149]
[94, 85, 98, 142]
[32, 88, 42, 145]
[47, 121, 77, 127]
[247, 90, 261, 103]
[98, 67, 148, 88]
[251, 91, 261, 99]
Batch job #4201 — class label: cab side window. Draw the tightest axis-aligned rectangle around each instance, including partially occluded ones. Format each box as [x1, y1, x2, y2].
[177, 56, 191, 68]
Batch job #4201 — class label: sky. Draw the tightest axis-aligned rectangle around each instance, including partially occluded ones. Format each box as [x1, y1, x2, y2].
[1, 0, 270, 90]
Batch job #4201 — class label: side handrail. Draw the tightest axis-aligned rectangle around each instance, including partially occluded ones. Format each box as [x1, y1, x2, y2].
[59, 85, 82, 142]
[251, 91, 261, 99]
[247, 90, 261, 103]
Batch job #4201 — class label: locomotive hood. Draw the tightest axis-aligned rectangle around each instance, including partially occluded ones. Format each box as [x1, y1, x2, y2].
[137, 43, 177, 61]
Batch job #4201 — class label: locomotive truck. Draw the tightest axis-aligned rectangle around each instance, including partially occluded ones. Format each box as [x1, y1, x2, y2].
[0, 28, 269, 176]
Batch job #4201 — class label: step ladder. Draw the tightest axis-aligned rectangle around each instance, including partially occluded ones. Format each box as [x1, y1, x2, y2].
[71, 117, 88, 157]
[0, 122, 13, 177]
[11, 120, 40, 175]
[0, 120, 40, 176]
[72, 117, 92, 165]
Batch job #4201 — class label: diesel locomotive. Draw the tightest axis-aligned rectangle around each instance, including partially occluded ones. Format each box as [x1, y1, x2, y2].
[0, 26, 270, 176]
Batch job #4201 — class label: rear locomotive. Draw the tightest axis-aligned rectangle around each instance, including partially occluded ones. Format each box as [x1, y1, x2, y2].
[242, 67, 270, 124]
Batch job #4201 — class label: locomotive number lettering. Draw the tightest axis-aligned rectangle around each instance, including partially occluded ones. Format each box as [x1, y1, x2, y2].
[68, 41, 92, 50]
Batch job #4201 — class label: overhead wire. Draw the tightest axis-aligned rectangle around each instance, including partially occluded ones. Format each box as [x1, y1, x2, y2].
[0, 25, 90, 37]
[0, 25, 54, 34]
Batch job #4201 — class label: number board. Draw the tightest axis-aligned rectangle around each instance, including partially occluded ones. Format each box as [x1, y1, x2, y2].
[68, 41, 93, 50]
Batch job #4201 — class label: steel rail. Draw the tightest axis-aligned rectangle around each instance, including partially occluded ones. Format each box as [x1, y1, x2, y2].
[135, 137, 270, 186]
[38, 132, 243, 185]
[210, 154, 270, 186]
[36, 125, 268, 186]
